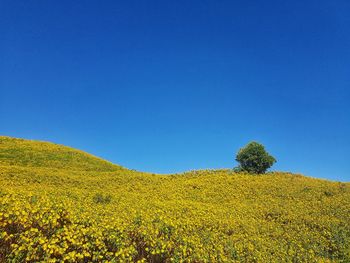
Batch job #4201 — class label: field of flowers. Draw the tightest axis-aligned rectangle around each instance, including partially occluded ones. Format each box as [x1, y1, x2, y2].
[0, 136, 349, 262]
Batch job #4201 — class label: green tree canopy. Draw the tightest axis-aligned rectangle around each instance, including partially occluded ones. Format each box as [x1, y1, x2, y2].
[235, 142, 276, 174]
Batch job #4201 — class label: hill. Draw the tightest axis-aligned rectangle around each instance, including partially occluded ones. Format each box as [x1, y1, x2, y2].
[0, 136, 349, 262]
[0, 136, 122, 171]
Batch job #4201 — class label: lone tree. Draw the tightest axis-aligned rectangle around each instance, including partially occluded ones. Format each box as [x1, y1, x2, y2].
[235, 142, 276, 174]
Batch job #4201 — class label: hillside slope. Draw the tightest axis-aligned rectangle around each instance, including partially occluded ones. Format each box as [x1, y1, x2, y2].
[0, 136, 349, 262]
[0, 136, 122, 171]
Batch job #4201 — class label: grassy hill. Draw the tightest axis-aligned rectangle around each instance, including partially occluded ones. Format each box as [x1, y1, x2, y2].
[0, 136, 122, 171]
[0, 136, 349, 262]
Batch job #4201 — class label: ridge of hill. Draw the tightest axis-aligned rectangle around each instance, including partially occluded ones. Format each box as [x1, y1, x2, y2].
[0, 136, 123, 172]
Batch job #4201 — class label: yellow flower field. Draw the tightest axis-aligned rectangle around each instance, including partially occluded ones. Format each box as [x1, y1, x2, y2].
[0, 136, 349, 262]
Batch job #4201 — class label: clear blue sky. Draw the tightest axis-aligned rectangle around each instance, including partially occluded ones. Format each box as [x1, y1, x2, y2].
[1, 1, 349, 181]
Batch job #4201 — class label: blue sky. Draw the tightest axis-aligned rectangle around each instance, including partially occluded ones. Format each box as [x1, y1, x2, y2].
[1, 1, 349, 181]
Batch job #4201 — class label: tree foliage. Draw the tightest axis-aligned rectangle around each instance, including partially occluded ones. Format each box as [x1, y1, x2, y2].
[235, 142, 276, 174]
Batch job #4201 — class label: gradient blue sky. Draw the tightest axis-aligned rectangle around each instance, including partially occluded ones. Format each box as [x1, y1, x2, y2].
[1, 1, 349, 181]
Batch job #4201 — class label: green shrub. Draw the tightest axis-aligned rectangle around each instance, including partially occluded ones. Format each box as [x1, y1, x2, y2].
[93, 193, 112, 204]
[235, 142, 276, 174]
